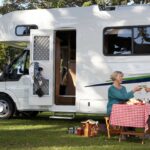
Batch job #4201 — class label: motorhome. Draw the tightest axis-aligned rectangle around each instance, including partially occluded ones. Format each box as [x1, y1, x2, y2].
[0, 5, 150, 119]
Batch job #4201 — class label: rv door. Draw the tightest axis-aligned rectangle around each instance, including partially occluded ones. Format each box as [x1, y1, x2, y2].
[29, 30, 54, 105]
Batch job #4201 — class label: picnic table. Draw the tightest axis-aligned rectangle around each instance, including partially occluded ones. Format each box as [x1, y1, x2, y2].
[110, 104, 150, 144]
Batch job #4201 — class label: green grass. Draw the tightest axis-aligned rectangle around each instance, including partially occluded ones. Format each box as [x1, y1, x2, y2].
[0, 113, 150, 150]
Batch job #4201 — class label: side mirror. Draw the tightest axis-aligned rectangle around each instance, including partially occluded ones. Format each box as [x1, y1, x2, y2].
[19, 68, 24, 74]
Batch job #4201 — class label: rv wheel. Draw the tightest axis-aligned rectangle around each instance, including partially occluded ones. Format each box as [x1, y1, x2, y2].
[0, 96, 14, 119]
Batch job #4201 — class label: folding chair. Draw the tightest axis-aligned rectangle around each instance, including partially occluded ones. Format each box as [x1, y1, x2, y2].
[104, 116, 121, 139]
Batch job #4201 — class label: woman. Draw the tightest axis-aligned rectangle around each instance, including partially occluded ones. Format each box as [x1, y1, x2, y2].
[107, 71, 142, 116]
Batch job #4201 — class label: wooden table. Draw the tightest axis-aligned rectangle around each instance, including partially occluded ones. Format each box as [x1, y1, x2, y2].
[110, 104, 150, 144]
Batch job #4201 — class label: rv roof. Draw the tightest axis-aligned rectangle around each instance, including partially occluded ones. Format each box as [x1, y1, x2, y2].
[0, 5, 150, 42]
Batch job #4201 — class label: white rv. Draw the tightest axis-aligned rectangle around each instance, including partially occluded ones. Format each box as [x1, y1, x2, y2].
[0, 5, 150, 119]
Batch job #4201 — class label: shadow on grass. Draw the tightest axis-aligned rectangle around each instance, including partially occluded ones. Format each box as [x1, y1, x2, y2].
[0, 115, 150, 149]
[0, 127, 148, 149]
[0, 113, 105, 126]
[0, 126, 117, 149]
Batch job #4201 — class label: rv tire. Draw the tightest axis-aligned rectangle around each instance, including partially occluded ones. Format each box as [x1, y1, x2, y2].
[0, 95, 15, 119]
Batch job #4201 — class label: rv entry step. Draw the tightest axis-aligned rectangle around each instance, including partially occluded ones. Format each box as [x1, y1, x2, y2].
[49, 112, 75, 119]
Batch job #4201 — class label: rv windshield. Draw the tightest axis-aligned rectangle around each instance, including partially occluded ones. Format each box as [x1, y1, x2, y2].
[6, 50, 29, 81]
[0, 42, 29, 81]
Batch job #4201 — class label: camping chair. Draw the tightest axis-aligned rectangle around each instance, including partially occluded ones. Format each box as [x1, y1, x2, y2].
[104, 116, 121, 139]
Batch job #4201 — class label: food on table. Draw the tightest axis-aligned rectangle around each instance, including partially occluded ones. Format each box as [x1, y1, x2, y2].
[126, 98, 145, 105]
[139, 85, 147, 88]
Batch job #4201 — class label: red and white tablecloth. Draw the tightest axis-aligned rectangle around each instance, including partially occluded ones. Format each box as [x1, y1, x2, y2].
[110, 104, 150, 131]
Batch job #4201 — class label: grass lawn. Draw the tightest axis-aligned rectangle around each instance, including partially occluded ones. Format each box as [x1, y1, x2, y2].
[0, 113, 150, 150]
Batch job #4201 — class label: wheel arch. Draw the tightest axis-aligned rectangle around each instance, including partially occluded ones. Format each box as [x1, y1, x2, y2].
[0, 90, 19, 111]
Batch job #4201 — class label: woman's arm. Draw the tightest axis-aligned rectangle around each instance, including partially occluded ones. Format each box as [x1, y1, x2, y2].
[145, 87, 150, 92]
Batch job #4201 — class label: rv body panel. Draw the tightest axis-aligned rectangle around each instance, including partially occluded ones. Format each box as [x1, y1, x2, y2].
[0, 5, 150, 115]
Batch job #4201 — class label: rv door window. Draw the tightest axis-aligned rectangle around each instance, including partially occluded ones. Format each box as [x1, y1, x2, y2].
[133, 27, 150, 54]
[15, 25, 38, 36]
[104, 28, 132, 55]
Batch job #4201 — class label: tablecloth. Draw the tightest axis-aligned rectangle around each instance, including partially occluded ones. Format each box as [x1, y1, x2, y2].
[110, 104, 150, 131]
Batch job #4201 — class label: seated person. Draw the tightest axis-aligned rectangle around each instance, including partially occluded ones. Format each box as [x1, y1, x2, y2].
[107, 71, 142, 116]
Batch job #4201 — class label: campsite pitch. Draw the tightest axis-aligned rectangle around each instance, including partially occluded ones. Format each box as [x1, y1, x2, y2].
[0, 113, 150, 150]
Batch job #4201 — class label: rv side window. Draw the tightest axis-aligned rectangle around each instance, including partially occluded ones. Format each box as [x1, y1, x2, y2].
[104, 28, 132, 55]
[133, 27, 150, 54]
[104, 26, 150, 56]
[15, 25, 38, 36]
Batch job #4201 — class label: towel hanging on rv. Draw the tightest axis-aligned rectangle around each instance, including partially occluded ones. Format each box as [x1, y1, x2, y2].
[34, 62, 44, 97]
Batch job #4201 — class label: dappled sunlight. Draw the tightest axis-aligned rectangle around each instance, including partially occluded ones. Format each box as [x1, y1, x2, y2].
[57, 9, 72, 17]
[91, 55, 109, 74]
[132, 6, 146, 13]
[0, 116, 150, 150]
[12, 9, 55, 24]
[94, 11, 111, 19]
[78, 87, 105, 99]
[0, 125, 60, 131]
[113, 20, 126, 26]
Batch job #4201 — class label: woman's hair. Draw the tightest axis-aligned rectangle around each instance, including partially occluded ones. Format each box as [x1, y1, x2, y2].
[111, 71, 124, 81]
